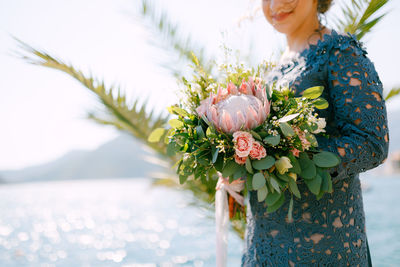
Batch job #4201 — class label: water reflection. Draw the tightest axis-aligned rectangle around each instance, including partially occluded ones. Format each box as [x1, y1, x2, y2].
[0, 178, 243, 266]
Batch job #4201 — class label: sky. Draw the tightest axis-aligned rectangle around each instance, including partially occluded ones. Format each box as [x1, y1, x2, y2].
[0, 0, 400, 170]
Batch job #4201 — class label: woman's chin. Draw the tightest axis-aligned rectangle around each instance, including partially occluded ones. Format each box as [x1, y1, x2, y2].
[271, 24, 293, 35]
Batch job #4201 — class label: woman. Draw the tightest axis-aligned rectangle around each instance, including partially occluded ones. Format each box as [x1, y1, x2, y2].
[241, 0, 389, 266]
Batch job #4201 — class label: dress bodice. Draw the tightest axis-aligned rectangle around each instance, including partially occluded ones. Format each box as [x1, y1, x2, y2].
[241, 29, 389, 266]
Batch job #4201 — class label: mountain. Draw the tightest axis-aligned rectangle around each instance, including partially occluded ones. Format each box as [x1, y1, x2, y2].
[0, 132, 171, 183]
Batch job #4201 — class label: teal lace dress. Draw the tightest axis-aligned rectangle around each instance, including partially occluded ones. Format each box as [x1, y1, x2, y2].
[241, 30, 389, 266]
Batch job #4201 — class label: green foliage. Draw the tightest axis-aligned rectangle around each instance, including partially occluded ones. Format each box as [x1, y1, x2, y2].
[12, 37, 170, 157]
[138, 0, 215, 78]
[334, 0, 390, 40]
[385, 87, 400, 101]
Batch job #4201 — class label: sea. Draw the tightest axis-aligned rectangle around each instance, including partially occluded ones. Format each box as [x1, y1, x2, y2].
[0, 175, 398, 267]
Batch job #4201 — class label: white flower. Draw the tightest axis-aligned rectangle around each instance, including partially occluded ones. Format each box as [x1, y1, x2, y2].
[313, 118, 326, 134]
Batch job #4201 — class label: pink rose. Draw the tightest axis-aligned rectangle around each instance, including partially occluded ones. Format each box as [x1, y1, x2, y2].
[233, 131, 254, 157]
[234, 154, 247, 165]
[249, 141, 267, 160]
[291, 147, 300, 157]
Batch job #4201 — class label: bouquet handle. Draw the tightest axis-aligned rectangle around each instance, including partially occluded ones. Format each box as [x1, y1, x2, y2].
[215, 173, 245, 267]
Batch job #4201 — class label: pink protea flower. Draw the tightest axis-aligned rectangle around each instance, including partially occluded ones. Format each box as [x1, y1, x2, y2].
[249, 141, 267, 160]
[196, 79, 271, 134]
[233, 131, 254, 158]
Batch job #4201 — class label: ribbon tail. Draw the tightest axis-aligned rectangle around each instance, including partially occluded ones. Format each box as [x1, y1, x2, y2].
[215, 186, 228, 267]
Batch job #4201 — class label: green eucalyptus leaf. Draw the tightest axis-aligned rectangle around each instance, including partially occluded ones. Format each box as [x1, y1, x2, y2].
[222, 161, 241, 178]
[270, 175, 281, 193]
[304, 173, 322, 195]
[257, 185, 268, 202]
[302, 86, 324, 99]
[266, 193, 285, 213]
[288, 178, 301, 199]
[252, 156, 276, 170]
[313, 151, 341, 168]
[299, 152, 316, 179]
[263, 134, 281, 146]
[233, 167, 247, 180]
[252, 172, 266, 190]
[265, 191, 281, 206]
[245, 157, 253, 174]
[279, 122, 295, 137]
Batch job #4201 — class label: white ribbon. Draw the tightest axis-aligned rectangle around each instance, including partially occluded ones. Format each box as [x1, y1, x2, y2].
[215, 172, 245, 267]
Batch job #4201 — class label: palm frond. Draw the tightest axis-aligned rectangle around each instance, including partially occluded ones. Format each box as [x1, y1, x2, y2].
[334, 0, 390, 40]
[12, 36, 169, 156]
[385, 87, 400, 101]
[137, 0, 215, 78]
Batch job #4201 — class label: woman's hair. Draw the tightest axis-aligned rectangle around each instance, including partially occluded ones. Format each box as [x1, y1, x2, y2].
[317, 0, 333, 14]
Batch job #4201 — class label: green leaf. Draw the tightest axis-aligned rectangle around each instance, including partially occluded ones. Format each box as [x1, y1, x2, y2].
[288, 154, 301, 175]
[319, 168, 330, 192]
[195, 125, 205, 139]
[167, 106, 189, 117]
[168, 119, 183, 128]
[313, 151, 341, 168]
[287, 196, 294, 222]
[211, 147, 219, 164]
[233, 167, 246, 180]
[166, 141, 179, 157]
[265, 191, 281, 206]
[304, 174, 322, 195]
[276, 172, 289, 182]
[279, 122, 295, 137]
[148, 128, 166, 143]
[245, 157, 253, 174]
[313, 98, 329, 109]
[288, 178, 301, 199]
[302, 86, 324, 99]
[316, 189, 325, 200]
[257, 185, 268, 202]
[252, 172, 266, 190]
[222, 161, 241, 178]
[246, 174, 253, 191]
[299, 152, 316, 179]
[251, 130, 262, 141]
[263, 134, 281, 146]
[252, 156, 276, 170]
[179, 174, 188, 184]
[269, 175, 281, 193]
[266, 193, 285, 213]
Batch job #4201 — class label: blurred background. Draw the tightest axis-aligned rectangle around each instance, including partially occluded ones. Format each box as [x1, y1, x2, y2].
[0, 0, 399, 266]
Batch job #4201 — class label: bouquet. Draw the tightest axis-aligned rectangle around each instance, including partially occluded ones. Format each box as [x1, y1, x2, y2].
[149, 62, 340, 266]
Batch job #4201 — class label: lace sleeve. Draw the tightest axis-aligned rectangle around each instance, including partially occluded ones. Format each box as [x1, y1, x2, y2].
[316, 41, 389, 182]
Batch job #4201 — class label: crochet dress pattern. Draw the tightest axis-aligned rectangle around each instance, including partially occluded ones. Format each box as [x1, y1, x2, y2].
[241, 30, 389, 266]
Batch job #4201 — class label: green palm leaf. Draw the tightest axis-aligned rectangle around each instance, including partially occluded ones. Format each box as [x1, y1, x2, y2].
[334, 0, 390, 40]
[138, 0, 215, 78]
[12, 36, 169, 156]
